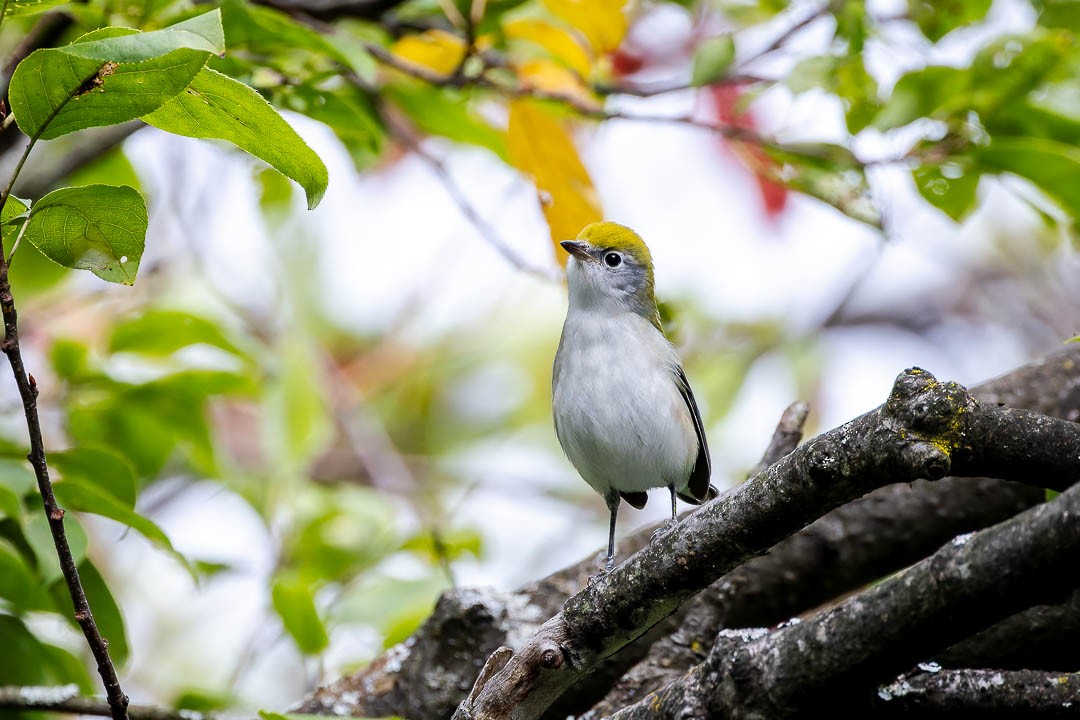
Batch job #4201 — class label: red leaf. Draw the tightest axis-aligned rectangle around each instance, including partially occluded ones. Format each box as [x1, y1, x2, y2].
[707, 85, 789, 220]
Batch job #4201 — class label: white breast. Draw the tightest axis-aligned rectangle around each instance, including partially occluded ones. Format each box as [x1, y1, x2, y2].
[552, 308, 698, 498]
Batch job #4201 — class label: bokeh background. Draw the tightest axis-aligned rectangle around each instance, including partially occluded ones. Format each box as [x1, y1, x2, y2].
[0, 0, 1076, 713]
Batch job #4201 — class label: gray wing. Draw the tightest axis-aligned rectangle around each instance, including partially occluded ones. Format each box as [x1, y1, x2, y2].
[674, 365, 713, 503]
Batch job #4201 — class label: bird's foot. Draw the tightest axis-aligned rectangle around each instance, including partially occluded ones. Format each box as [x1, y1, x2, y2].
[588, 556, 616, 584]
[651, 518, 679, 543]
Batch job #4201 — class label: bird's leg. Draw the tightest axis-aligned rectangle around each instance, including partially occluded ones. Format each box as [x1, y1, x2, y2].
[605, 494, 619, 572]
[590, 494, 620, 584]
[651, 484, 680, 542]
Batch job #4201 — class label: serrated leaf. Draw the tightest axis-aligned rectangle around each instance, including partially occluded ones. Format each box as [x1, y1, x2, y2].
[913, 163, 980, 221]
[22, 185, 147, 284]
[691, 36, 735, 86]
[271, 574, 328, 655]
[8, 11, 224, 140]
[142, 68, 328, 209]
[976, 136, 1080, 220]
[507, 99, 602, 261]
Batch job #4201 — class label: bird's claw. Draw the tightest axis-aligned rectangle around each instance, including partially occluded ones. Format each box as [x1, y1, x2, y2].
[651, 518, 679, 542]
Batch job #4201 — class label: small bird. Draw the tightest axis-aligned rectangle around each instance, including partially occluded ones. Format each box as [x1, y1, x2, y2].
[552, 221, 714, 573]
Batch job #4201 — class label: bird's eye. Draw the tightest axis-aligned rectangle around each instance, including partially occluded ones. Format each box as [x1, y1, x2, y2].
[604, 252, 622, 267]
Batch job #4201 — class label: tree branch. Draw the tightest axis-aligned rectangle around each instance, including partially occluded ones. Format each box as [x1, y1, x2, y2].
[0, 686, 224, 720]
[870, 669, 1080, 715]
[0, 209, 128, 719]
[613, 481, 1080, 718]
[455, 368, 1080, 719]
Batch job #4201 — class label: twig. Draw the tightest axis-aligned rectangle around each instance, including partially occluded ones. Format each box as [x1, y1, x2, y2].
[746, 400, 809, 479]
[383, 111, 560, 281]
[0, 138, 129, 720]
[0, 686, 233, 720]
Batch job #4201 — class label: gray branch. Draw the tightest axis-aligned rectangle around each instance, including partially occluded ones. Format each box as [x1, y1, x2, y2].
[455, 367, 1080, 719]
[611, 481, 1080, 718]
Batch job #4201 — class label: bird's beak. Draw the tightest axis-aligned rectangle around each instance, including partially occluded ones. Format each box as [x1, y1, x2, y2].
[560, 240, 594, 263]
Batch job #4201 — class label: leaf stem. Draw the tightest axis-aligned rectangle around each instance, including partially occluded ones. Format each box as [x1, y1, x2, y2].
[7, 212, 29, 265]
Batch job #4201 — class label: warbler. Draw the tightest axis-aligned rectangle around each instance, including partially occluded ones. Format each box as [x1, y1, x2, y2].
[552, 221, 714, 573]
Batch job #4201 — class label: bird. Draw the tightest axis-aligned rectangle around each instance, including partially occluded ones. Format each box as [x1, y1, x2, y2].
[552, 221, 714, 573]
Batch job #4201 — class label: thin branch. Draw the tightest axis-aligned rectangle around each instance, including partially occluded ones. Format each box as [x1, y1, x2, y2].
[746, 400, 809, 479]
[382, 109, 560, 282]
[0, 140, 129, 719]
[0, 686, 231, 720]
[871, 669, 1080, 714]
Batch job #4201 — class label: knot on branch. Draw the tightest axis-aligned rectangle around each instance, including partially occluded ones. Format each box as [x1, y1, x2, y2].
[885, 368, 976, 457]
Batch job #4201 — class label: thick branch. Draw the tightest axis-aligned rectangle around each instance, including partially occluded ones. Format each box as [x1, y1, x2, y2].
[937, 587, 1080, 671]
[583, 476, 1044, 717]
[456, 368, 1080, 719]
[614, 481, 1080, 718]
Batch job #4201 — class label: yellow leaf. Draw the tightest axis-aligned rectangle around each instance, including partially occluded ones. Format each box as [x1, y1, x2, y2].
[504, 19, 593, 77]
[517, 59, 597, 107]
[507, 99, 602, 262]
[390, 30, 466, 75]
[541, 0, 629, 53]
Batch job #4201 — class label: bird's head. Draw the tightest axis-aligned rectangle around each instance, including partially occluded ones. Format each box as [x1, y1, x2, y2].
[561, 222, 657, 322]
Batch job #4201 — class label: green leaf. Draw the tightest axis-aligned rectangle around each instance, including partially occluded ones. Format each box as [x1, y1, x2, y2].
[334, 574, 445, 647]
[0, 458, 33, 521]
[2, 195, 29, 225]
[873, 65, 970, 130]
[53, 479, 183, 566]
[691, 35, 735, 86]
[279, 85, 385, 172]
[4, 0, 71, 17]
[22, 185, 147, 284]
[786, 54, 878, 133]
[8, 11, 226, 140]
[386, 82, 508, 161]
[110, 309, 248, 359]
[264, 341, 332, 469]
[913, 163, 981, 221]
[24, 512, 87, 585]
[0, 539, 55, 611]
[976, 136, 1080, 219]
[40, 643, 95, 691]
[64, 10, 224, 61]
[142, 68, 328, 209]
[51, 446, 138, 507]
[1036, 0, 1080, 31]
[271, 574, 328, 655]
[77, 560, 129, 666]
[908, 0, 992, 42]
[221, 0, 354, 68]
[0, 615, 54, 683]
[0, 457, 35, 496]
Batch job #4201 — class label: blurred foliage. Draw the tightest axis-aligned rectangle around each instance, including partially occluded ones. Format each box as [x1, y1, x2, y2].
[0, 0, 1073, 713]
